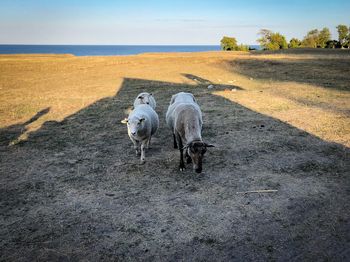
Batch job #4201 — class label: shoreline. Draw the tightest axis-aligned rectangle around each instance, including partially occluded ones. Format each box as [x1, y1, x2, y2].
[0, 50, 247, 58]
[0, 44, 224, 57]
[0, 48, 349, 58]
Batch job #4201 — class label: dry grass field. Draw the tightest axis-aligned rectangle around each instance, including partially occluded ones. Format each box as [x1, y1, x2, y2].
[1, 49, 349, 260]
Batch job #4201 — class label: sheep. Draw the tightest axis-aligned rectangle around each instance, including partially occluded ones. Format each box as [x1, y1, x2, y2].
[166, 92, 200, 137]
[133, 92, 156, 109]
[169, 91, 196, 105]
[121, 104, 159, 164]
[166, 92, 214, 173]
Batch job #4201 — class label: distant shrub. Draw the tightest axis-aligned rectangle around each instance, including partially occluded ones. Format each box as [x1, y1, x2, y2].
[318, 27, 331, 48]
[302, 28, 331, 48]
[302, 29, 319, 48]
[220, 36, 249, 51]
[221, 36, 238, 51]
[288, 38, 302, 48]
[336, 24, 349, 48]
[325, 40, 341, 49]
[257, 29, 288, 50]
[236, 44, 249, 51]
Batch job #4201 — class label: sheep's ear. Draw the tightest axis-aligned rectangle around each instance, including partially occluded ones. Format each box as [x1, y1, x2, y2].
[205, 143, 215, 147]
[138, 96, 143, 99]
[121, 118, 128, 124]
[170, 94, 176, 104]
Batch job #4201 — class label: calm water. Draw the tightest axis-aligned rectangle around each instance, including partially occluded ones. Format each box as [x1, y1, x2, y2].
[0, 45, 260, 56]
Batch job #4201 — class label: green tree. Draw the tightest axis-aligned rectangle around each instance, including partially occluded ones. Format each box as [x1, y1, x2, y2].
[288, 38, 301, 48]
[336, 24, 349, 48]
[270, 33, 288, 49]
[257, 29, 272, 48]
[318, 27, 331, 48]
[257, 29, 288, 50]
[220, 36, 238, 51]
[302, 29, 319, 48]
[220, 36, 249, 51]
[302, 28, 331, 48]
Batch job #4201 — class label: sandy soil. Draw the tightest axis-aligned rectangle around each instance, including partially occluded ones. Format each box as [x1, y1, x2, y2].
[0, 50, 349, 261]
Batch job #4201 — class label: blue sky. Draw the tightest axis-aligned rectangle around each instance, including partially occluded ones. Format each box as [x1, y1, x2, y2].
[0, 0, 349, 45]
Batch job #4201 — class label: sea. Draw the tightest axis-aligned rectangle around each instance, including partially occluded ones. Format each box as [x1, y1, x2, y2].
[0, 45, 261, 56]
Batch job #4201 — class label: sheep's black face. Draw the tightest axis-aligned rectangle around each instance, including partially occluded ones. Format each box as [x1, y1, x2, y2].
[187, 141, 207, 173]
[186, 141, 214, 173]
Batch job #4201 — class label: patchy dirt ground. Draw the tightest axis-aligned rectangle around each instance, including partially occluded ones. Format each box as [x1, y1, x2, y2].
[0, 50, 349, 261]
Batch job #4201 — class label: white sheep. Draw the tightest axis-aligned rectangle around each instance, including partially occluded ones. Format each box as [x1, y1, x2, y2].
[133, 92, 156, 109]
[166, 92, 214, 173]
[122, 104, 159, 164]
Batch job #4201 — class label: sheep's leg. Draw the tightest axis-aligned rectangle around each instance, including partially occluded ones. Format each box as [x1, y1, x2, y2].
[146, 136, 151, 149]
[140, 141, 146, 165]
[131, 137, 140, 156]
[179, 149, 185, 171]
[186, 151, 192, 164]
[177, 135, 185, 171]
[173, 133, 178, 149]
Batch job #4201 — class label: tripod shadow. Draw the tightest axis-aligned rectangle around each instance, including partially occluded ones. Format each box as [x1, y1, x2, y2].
[0, 107, 50, 146]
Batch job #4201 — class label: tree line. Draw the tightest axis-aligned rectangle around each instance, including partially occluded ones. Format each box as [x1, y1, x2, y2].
[221, 24, 350, 51]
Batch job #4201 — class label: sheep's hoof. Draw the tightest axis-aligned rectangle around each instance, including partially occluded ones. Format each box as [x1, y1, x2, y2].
[140, 159, 146, 165]
[179, 167, 185, 172]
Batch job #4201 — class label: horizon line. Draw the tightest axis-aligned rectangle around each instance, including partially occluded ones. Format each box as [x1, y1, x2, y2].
[0, 43, 260, 46]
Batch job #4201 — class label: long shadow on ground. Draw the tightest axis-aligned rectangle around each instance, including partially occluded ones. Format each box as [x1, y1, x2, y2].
[0, 107, 50, 146]
[0, 77, 349, 261]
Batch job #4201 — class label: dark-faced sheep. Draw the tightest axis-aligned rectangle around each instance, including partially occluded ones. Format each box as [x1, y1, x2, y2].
[166, 92, 214, 173]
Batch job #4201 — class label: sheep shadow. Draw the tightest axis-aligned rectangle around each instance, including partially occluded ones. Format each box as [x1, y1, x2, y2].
[0, 76, 349, 261]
